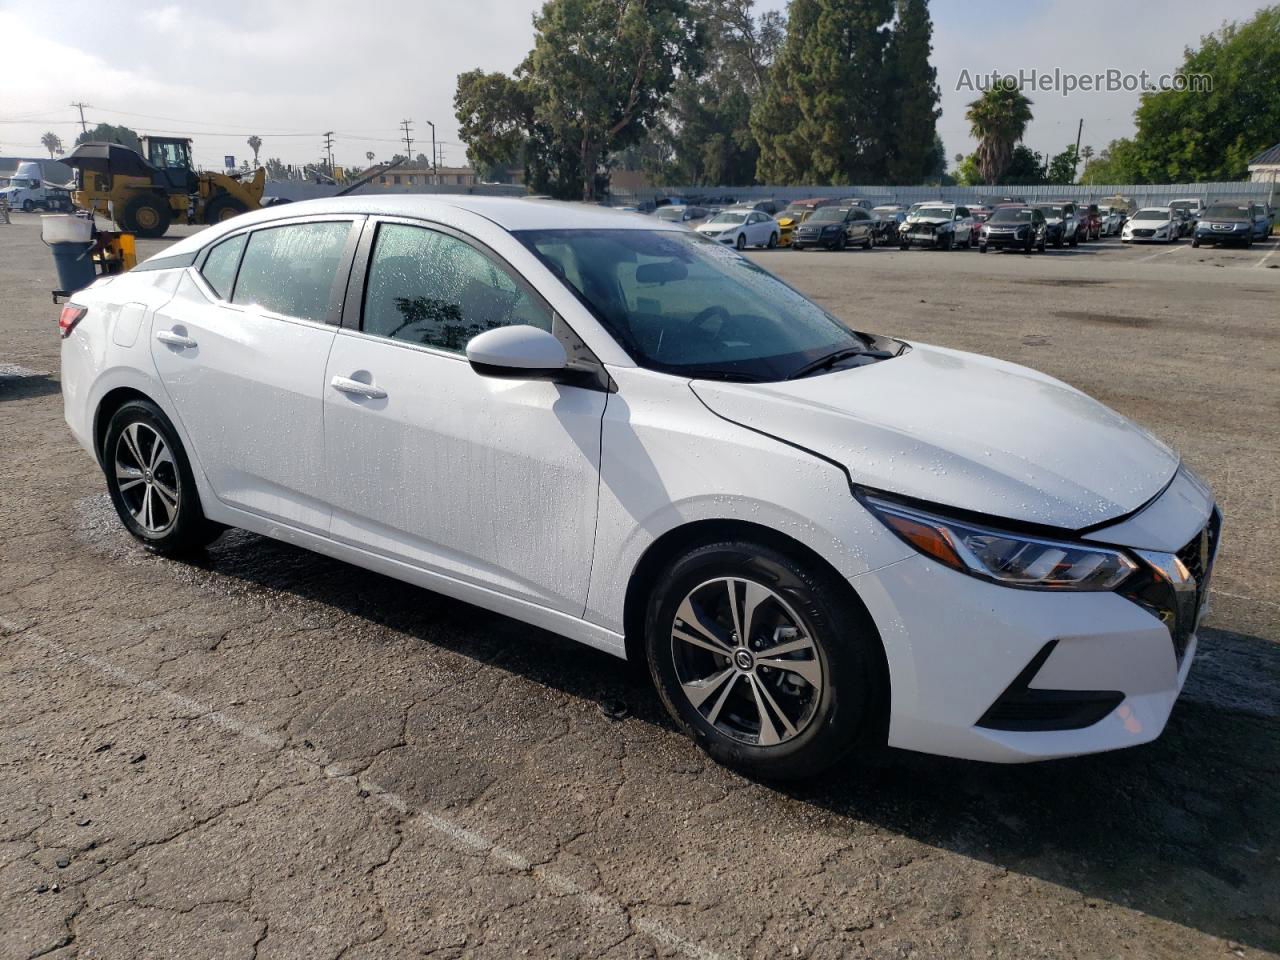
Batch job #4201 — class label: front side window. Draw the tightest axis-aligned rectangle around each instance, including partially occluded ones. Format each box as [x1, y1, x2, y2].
[518, 228, 872, 381]
[199, 233, 246, 300]
[232, 221, 352, 323]
[363, 223, 553, 352]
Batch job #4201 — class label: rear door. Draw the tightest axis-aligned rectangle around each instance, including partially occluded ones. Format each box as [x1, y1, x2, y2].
[321, 218, 608, 615]
[151, 216, 362, 532]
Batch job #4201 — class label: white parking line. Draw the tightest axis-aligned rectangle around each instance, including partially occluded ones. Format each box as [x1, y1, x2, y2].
[0, 616, 731, 960]
[1252, 241, 1280, 269]
[1138, 243, 1188, 263]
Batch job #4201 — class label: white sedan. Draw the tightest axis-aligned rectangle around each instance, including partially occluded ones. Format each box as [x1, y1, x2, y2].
[1122, 208, 1180, 243]
[60, 196, 1218, 777]
[695, 209, 779, 249]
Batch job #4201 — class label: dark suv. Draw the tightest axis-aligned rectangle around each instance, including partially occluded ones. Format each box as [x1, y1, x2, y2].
[792, 206, 876, 250]
[1192, 202, 1261, 247]
[1035, 203, 1079, 248]
[978, 205, 1047, 253]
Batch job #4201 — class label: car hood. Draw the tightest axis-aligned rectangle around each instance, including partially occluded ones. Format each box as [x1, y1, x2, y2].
[691, 342, 1179, 531]
[906, 216, 951, 227]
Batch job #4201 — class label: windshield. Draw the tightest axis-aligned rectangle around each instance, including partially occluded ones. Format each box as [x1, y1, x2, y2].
[1036, 205, 1064, 219]
[517, 229, 871, 381]
[707, 212, 747, 225]
[655, 208, 685, 221]
[809, 207, 847, 222]
[1169, 201, 1197, 211]
[991, 208, 1033, 223]
[1133, 209, 1168, 221]
[914, 206, 952, 219]
[1204, 204, 1250, 219]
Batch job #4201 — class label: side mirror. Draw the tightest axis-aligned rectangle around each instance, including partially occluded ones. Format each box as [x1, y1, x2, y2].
[467, 325, 567, 380]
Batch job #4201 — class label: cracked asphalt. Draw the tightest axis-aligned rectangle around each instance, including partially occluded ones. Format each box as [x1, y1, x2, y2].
[1, 211, 1278, 959]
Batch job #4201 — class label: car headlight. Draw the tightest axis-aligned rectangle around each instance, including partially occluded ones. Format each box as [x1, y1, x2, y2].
[862, 494, 1139, 591]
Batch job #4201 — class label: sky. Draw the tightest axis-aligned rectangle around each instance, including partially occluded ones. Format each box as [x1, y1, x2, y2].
[0, 0, 1268, 175]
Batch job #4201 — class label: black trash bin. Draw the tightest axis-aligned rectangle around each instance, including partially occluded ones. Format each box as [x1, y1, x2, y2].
[42, 215, 97, 295]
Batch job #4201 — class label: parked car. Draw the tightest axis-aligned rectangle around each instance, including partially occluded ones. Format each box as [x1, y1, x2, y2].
[775, 197, 843, 247]
[1034, 203, 1078, 248]
[791, 205, 876, 250]
[899, 203, 974, 250]
[731, 198, 779, 216]
[61, 195, 1220, 776]
[1252, 202, 1274, 239]
[1192, 202, 1261, 247]
[1121, 207, 1180, 243]
[978, 204, 1047, 253]
[1170, 198, 1205, 236]
[967, 203, 994, 233]
[1170, 207, 1195, 238]
[1079, 204, 1103, 241]
[696, 208, 779, 249]
[835, 197, 874, 211]
[654, 205, 707, 225]
[871, 204, 907, 244]
[1095, 205, 1125, 237]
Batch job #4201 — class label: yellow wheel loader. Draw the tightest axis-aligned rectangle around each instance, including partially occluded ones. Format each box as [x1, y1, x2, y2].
[63, 136, 264, 238]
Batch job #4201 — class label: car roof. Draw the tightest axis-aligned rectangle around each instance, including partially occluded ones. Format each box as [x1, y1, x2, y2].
[157, 195, 675, 261]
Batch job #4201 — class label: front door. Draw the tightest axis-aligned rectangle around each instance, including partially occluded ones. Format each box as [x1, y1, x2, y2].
[322, 220, 607, 615]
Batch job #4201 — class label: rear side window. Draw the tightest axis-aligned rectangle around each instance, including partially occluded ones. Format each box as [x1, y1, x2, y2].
[362, 223, 553, 353]
[199, 234, 246, 300]
[232, 222, 351, 323]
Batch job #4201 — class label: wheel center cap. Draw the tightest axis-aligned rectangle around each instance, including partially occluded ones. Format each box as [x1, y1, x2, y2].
[734, 649, 754, 671]
[143, 470, 153, 482]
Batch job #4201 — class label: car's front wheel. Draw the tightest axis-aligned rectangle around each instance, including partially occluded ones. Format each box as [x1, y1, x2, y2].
[103, 400, 224, 555]
[735, 233, 747, 251]
[646, 540, 883, 780]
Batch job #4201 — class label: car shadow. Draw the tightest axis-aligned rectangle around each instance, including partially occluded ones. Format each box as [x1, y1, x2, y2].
[174, 527, 1279, 953]
[0, 369, 60, 401]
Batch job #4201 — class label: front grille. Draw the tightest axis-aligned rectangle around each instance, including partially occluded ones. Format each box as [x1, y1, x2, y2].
[1134, 228, 1154, 237]
[1174, 508, 1222, 654]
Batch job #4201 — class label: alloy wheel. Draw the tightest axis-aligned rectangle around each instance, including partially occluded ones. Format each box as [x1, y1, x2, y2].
[114, 422, 181, 534]
[670, 577, 824, 747]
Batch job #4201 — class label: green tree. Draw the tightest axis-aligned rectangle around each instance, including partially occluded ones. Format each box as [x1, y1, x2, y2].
[457, 0, 704, 200]
[645, 0, 782, 186]
[752, 0, 897, 184]
[884, 0, 941, 184]
[949, 152, 982, 186]
[965, 84, 1034, 184]
[41, 131, 63, 158]
[1128, 5, 1280, 181]
[264, 157, 289, 180]
[1003, 144, 1045, 185]
[75, 123, 142, 153]
[1045, 144, 1079, 184]
[247, 135, 262, 168]
[1080, 137, 1144, 184]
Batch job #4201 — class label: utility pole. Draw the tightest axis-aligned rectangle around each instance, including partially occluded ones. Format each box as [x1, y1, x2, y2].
[323, 131, 335, 172]
[1072, 118, 1084, 182]
[425, 120, 436, 183]
[400, 119, 414, 160]
[70, 102, 91, 135]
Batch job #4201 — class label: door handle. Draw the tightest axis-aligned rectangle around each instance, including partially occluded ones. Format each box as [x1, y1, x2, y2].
[330, 375, 387, 400]
[155, 329, 197, 348]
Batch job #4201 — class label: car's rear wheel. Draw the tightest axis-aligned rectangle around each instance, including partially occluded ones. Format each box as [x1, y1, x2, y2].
[646, 541, 883, 780]
[978, 243, 987, 253]
[103, 400, 224, 555]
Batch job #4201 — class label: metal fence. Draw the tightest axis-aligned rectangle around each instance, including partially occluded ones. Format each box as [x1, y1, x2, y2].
[609, 181, 1277, 209]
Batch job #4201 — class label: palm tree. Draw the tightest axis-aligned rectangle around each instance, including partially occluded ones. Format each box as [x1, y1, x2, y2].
[965, 86, 1034, 184]
[247, 135, 262, 168]
[41, 131, 63, 158]
[366, 150, 376, 165]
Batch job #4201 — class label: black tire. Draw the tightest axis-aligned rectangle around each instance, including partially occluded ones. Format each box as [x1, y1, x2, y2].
[103, 399, 224, 555]
[899, 242, 910, 251]
[1246, 234, 1254, 248]
[645, 540, 883, 780]
[978, 244, 987, 253]
[1192, 238, 1200, 248]
[121, 194, 172, 238]
[1069, 233, 1079, 248]
[767, 232, 778, 249]
[942, 232, 953, 251]
[204, 194, 249, 225]
[21, 199, 33, 212]
[735, 233, 747, 251]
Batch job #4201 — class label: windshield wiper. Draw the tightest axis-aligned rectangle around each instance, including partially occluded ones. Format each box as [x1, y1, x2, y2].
[678, 368, 768, 383]
[786, 347, 892, 380]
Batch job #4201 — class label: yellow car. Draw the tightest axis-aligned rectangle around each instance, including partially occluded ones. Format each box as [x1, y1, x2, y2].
[775, 197, 844, 247]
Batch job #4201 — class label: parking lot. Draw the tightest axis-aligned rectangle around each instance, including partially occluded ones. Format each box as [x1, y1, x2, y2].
[2, 209, 1278, 959]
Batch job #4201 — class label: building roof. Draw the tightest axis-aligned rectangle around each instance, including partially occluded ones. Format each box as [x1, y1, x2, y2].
[154, 195, 671, 262]
[1249, 143, 1280, 165]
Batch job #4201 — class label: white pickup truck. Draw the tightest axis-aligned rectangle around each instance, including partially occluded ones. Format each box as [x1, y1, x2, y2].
[1, 161, 73, 212]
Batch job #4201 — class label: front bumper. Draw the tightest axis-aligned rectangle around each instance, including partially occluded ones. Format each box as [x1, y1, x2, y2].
[900, 230, 946, 247]
[980, 232, 1029, 248]
[850, 486, 1218, 763]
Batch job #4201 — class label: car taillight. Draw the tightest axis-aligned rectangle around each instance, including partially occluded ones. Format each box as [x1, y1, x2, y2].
[58, 304, 87, 338]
